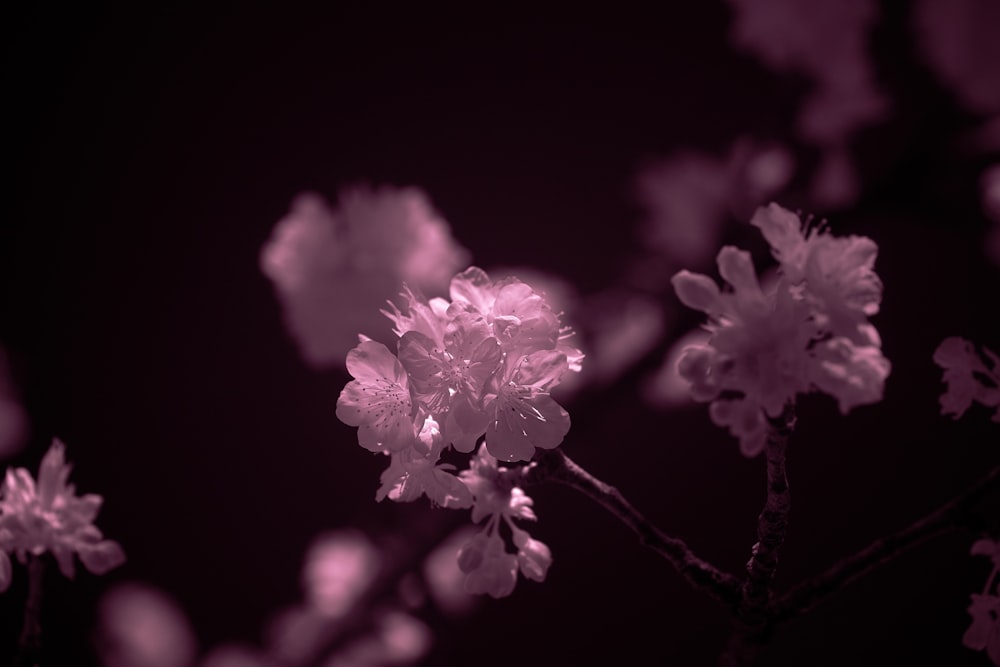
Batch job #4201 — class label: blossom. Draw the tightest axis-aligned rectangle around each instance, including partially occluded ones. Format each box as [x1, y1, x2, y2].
[336, 341, 416, 453]
[453, 445, 551, 597]
[672, 203, 889, 455]
[963, 538, 1000, 664]
[933, 337, 1000, 421]
[260, 187, 470, 368]
[0, 439, 125, 590]
[343, 266, 580, 464]
[375, 417, 473, 509]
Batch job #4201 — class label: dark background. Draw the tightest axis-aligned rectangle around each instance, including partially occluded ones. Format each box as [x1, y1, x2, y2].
[2, 3, 999, 665]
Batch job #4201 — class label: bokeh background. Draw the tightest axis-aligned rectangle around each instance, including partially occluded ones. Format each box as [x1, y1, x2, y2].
[3, 2, 1000, 665]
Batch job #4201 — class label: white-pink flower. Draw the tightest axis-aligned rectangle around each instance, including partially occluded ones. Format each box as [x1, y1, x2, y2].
[0, 439, 125, 590]
[671, 203, 890, 455]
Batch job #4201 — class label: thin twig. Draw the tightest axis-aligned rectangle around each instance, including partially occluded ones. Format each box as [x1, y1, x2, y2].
[772, 461, 1000, 624]
[522, 448, 742, 606]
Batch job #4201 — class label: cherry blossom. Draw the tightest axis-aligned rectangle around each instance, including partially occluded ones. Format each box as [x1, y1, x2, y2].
[336, 341, 416, 453]
[454, 445, 551, 597]
[933, 337, 1000, 421]
[672, 203, 889, 455]
[0, 439, 124, 590]
[963, 538, 1000, 665]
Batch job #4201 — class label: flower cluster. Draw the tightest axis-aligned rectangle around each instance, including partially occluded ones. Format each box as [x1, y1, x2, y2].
[963, 538, 1000, 665]
[0, 439, 125, 591]
[933, 337, 1000, 422]
[336, 267, 578, 596]
[456, 445, 552, 598]
[671, 202, 890, 456]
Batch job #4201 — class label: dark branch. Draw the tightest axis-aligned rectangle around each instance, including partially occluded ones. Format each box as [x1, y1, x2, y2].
[522, 448, 742, 606]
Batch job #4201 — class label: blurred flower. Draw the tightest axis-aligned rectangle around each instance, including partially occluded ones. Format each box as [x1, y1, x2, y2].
[933, 337, 1000, 421]
[633, 141, 795, 279]
[726, 0, 888, 208]
[642, 328, 712, 410]
[575, 289, 666, 391]
[324, 610, 432, 667]
[0, 346, 27, 460]
[422, 527, 478, 616]
[963, 538, 1000, 665]
[260, 187, 470, 368]
[302, 530, 380, 618]
[914, 0, 1000, 116]
[96, 582, 198, 667]
[200, 644, 273, 667]
[0, 438, 125, 589]
[671, 204, 889, 455]
[635, 153, 731, 269]
[963, 594, 1000, 666]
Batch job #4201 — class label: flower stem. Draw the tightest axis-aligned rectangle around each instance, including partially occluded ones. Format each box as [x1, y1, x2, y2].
[15, 554, 44, 667]
[523, 448, 742, 606]
[771, 460, 1000, 624]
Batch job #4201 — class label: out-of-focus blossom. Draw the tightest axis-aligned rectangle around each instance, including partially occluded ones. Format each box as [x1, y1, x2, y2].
[635, 153, 731, 269]
[0, 439, 125, 590]
[983, 165, 1000, 223]
[671, 203, 889, 455]
[633, 141, 796, 278]
[642, 328, 712, 410]
[933, 337, 1000, 421]
[200, 644, 273, 667]
[324, 610, 432, 667]
[575, 289, 666, 391]
[96, 583, 198, 667]
[963, 538, 1000, 664]
[914, 0, 1000, 116]
[261, 187, 470, 368]
[0, 347, 27, 460]
[964, 594, 1000, 666]
[422, 527, 478, 616]
[726, 0, 888, 208]
[302, 530, 380, 618]
[265, 605, 331, 666]
[981, 165, 1000, 267]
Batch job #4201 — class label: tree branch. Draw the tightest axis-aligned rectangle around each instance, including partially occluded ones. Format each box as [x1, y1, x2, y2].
[771, 461, 1000, 624]
[719, 406, 796, 666]
[522, 448, 742, 606]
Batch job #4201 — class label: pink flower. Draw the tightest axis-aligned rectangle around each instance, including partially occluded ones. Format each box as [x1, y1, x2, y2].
[376, 418, 474, 509]
[0, 439, 124, 589]
[336, 341, 416, 453]
[453, 445, 551, 597]
[934, 337, 1000, 421]
[457, 533, 518, 599]
[672, 203, 889, 454]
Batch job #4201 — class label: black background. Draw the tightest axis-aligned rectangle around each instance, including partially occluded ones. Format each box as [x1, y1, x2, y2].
[3, 3, 1000, 665]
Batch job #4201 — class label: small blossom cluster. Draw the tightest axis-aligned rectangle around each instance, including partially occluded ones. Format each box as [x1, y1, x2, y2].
[671, 203, 890, 456]
[0, 439, 125, 592]
[336, 266, 580, 596]
[933, 337, 1000, 422]
[963, 537, 1000, 665]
